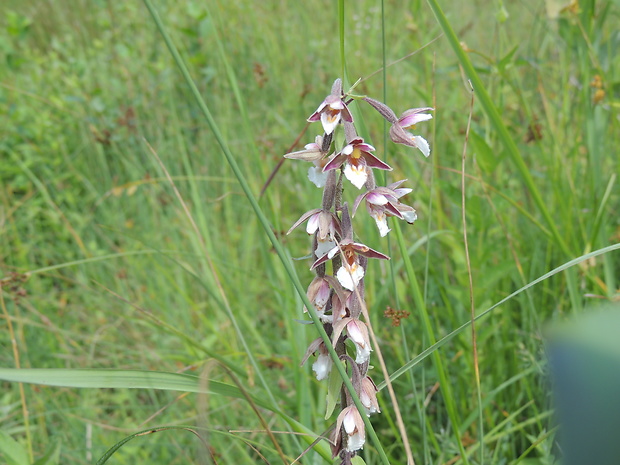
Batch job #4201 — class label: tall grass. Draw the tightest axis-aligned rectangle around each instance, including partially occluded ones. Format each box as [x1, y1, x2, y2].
[1, 0, 618, 464]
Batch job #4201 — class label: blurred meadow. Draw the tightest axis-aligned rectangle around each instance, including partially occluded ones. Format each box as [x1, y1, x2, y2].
[1, 0, 619, 464]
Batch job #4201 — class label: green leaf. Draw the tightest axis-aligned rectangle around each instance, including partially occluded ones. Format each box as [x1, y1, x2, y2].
[469, 129, 499, 174]
[0, 430, 29, 465]
[325, 361, 344, 420]
[0, 368, 275, 410]
[0, 368, 333, 461]
[498, 44, 519, 73]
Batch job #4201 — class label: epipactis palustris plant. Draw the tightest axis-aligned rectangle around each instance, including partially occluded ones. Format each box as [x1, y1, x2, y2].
[285, 78, 432, 463]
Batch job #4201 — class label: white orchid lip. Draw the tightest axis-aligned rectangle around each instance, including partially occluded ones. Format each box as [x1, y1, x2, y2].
[307, 89, 354, 135]
[344, 161, 368, 190]
[371, 209, 391, 237]
[413, 135, 430, 157]
[312, 352, 332, 380]
[320, 109, 341, 135]
[322, 138, 391, 190]
[336, 262, 364, 291]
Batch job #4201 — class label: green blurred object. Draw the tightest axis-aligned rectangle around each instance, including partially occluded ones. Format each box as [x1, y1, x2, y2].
[548, 304, 620, 465]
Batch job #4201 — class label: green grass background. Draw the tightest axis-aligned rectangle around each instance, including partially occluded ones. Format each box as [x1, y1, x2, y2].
[1, 0, 619, 463]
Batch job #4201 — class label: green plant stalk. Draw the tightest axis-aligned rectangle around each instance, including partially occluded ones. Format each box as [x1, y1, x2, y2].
[424, 0, 572, 258]
[393, 221, 470, 464]
[141, 1, 389, 462]
[339, 0, 345, 81]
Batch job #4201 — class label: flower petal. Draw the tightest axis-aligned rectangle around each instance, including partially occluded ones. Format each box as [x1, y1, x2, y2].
[400, 207, 418, 224]
[340, 104, 354, 123]
[389, 124, 416, 147]
[392, 187, 412, 197]
[287, 208, 322, 235]
[307, 101, 327, 122]
[344, 162, 368, 189]
[308, 166, 328, 187]
[399, 109, 433, 128]
[306, 212, 320, 235]
[322, 153, 347, 172]
[283, 144, 323, 161]
[413, 135, 430, 157]
[366, 192, 389, 205]
[352, 192, 368, 217]
[320, 109, 341, 135]
[312, 352, 333, 380]
[351, 243, 390, 260]
[343, 407, 366, 451]
[315, 238, 336, 258]
[373, 211, 390, 237]
[336, 263, 365, 291]
[362, 151, 392, 171]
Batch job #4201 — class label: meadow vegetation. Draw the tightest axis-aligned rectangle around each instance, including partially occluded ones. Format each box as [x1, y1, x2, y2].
[1, 0, 619, 463]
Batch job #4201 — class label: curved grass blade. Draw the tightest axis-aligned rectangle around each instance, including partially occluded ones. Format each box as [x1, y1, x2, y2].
[0, 368, 333, 460]
[96, 426, 209, 465]
[0, 368, 275, 410]
[381, 242, 620, 387]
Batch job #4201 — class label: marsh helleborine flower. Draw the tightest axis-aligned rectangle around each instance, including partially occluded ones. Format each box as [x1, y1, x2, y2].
[307, 79, 353, 135]
[287, 208, 342, 257]
[311, 239, 389, 291]
[360, 376, 381, 416]
[352, 180, 417, 237]
[334, 405, 366, 452]
[323, 137, 392, 189]
[305, 276, 332, 322]
[332, 317, 372, 364]
[283, 135, 330, 187]
[302, 338, 333, 381]
[389, 107, 433, 157]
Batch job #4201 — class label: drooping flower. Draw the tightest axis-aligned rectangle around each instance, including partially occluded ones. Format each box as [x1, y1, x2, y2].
[323, 138, 392, 189]
[301, 338, 333, 381]
[283, 135, 330, 187]
[305, 276, 332, 322]
[311, 239, 389, 291]
[329, 288, 351, 325]
[334, 405, 366, 452]
[287, 208, 342, 257]
[352, 180, 417, 236]
[389, 107, 433, 157]
[360, 376, 381, 416]
[307, 79, 353, 135]
[332, 317, 372, 364]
